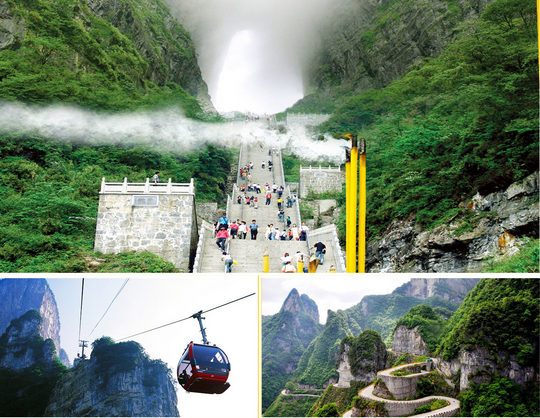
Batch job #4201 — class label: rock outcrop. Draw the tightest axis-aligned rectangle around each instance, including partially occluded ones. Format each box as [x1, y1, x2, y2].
[392, 325, 430, 356]
[336, 329, 387, 387]
[0, 279, 62, 361]
[0, 309, 58, 371]
[366, 172, 538, 272]
[437, 347, 537, 392]
[44, 338, 179, 417]
[393, 278, 480, 303]
[303, 0, 495, 103]
[85, 0, 215, 114]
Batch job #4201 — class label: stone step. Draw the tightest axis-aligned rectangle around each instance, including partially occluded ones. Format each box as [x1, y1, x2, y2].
[197, 143, 338, 273]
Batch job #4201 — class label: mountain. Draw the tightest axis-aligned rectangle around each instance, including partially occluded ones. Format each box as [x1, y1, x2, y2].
[393, 278, 480, 303]
[45, 337, 179, 417]
[437, 278, 539, 391]
[287, 0, 538, 271]
[262, 289, 323, 411]
[0, 309, 68, 416]
[0, 279, 68, 366]
[0, 0, 214, 116]
[262, 278, 479, 411]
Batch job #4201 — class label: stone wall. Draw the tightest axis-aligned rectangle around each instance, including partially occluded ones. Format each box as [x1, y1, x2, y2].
[94, 193, 198, 272]
[299, 166, 342, 198]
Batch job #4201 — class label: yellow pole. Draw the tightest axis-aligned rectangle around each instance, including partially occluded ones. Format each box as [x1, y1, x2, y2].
[297, 259, 303, 273]
[345, 150, 354, 273]
[309, 254, 318, 273]
[350, 136, 358, 273]
[358, 139, 367, 273]
[263, 249, 269, 273]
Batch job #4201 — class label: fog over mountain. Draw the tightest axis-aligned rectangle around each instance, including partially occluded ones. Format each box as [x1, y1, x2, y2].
[166, 0, 348, 113]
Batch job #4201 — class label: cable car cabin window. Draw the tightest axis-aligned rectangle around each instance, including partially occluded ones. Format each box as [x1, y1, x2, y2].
[192, 345, 229, 375]
[177, 351, 193, 384]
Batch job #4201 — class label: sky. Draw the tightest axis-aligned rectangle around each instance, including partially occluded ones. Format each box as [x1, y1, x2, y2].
[262, 275, 411, 323]
[45, 275, 259, 418]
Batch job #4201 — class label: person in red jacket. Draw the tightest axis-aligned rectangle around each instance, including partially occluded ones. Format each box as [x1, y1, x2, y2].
[216, 228, 229, 251]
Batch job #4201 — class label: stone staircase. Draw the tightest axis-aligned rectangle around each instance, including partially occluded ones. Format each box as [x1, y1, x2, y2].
[195, 139, 341, 273]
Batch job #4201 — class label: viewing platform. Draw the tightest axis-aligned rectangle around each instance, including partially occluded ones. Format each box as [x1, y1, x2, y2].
[99, 177, 195, 195]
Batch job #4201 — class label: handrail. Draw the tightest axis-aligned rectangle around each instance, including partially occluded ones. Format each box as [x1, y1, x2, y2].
[236, 144, 243, 186]
[192, 222, 213, 273]
[100, 177, 194, 194]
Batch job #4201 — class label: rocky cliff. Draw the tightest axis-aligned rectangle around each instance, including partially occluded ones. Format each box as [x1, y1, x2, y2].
[393, 278, 480, 303]
[367, 172, 538, 273]
[0, 309, 67, 417]
[44, 337, 179, 417]
[392, 325, 430, 357]
[0, 309, 58, 371]
[300, 0, 495, 107]
[336, 329, 387, 388]
[436, 279, 539, 391]
[86, 0, 215, 113]
[0, 279, 62, 361]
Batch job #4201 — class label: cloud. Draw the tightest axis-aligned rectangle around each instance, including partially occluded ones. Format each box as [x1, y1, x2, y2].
[0, 102, 347, 163]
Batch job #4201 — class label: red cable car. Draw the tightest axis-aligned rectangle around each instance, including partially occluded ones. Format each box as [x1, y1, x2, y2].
[177, 342, 231, 394]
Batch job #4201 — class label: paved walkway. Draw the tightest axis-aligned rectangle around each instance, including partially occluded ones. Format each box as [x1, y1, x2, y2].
[341, 362, 460, 417]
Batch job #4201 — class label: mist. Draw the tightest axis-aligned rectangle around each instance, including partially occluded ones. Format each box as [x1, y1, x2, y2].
[0, 102, 347, 164]
[167, 0, 346, 114]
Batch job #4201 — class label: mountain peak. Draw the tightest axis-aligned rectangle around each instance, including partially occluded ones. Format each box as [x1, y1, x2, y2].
[282, 289, 319, 322]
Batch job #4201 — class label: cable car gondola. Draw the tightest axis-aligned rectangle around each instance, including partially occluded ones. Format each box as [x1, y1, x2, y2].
[177, 342, 230, 394]
[176, 310, 231, 394]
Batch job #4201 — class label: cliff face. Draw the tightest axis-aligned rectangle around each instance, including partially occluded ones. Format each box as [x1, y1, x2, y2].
[0, 279, 62, 360]
[302, 0, 495, 103]
[436, 279, 539, 391]
[45, 338, 179, 417]
[393, 278, 480, 303]
[391, 325, 429, 356]
[336, 330, 387, 387]
[367, 172, 538, 273]
[0, 309, 57, 371]
[86, 0, 215, 113]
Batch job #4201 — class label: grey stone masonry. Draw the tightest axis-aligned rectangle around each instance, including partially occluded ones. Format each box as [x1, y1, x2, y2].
[94, 177, 198, 272]
[299, 165, 343, 198]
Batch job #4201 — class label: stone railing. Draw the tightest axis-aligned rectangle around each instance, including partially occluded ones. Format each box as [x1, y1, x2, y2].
[100, 177, 194, 194]
[192, 221, 214, 273]
[300, 165, 341, 172]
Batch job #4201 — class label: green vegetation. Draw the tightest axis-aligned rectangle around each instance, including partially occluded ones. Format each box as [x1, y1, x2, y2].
[0, 134, 233, 272]
[437, 279, 539, 364]
[263, 394, 319, 417]
[294, 310, 359, 387]
[482, 238, 539, 273]
[319, 0, 537, 238]
[308, 381, 370, 417]
[350, 397, 388, 417]
[394, 305, 445, 353]
[459, 375, 539, 417]
[415, 370, 456, 399]
[262, 291, 323, 411]
[91, 336, 172, 387]
[0, 311, 67, 417]
[409, 399, 448, 416]
[0, 0, 212, 119]
[338, 330, 386, 377]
